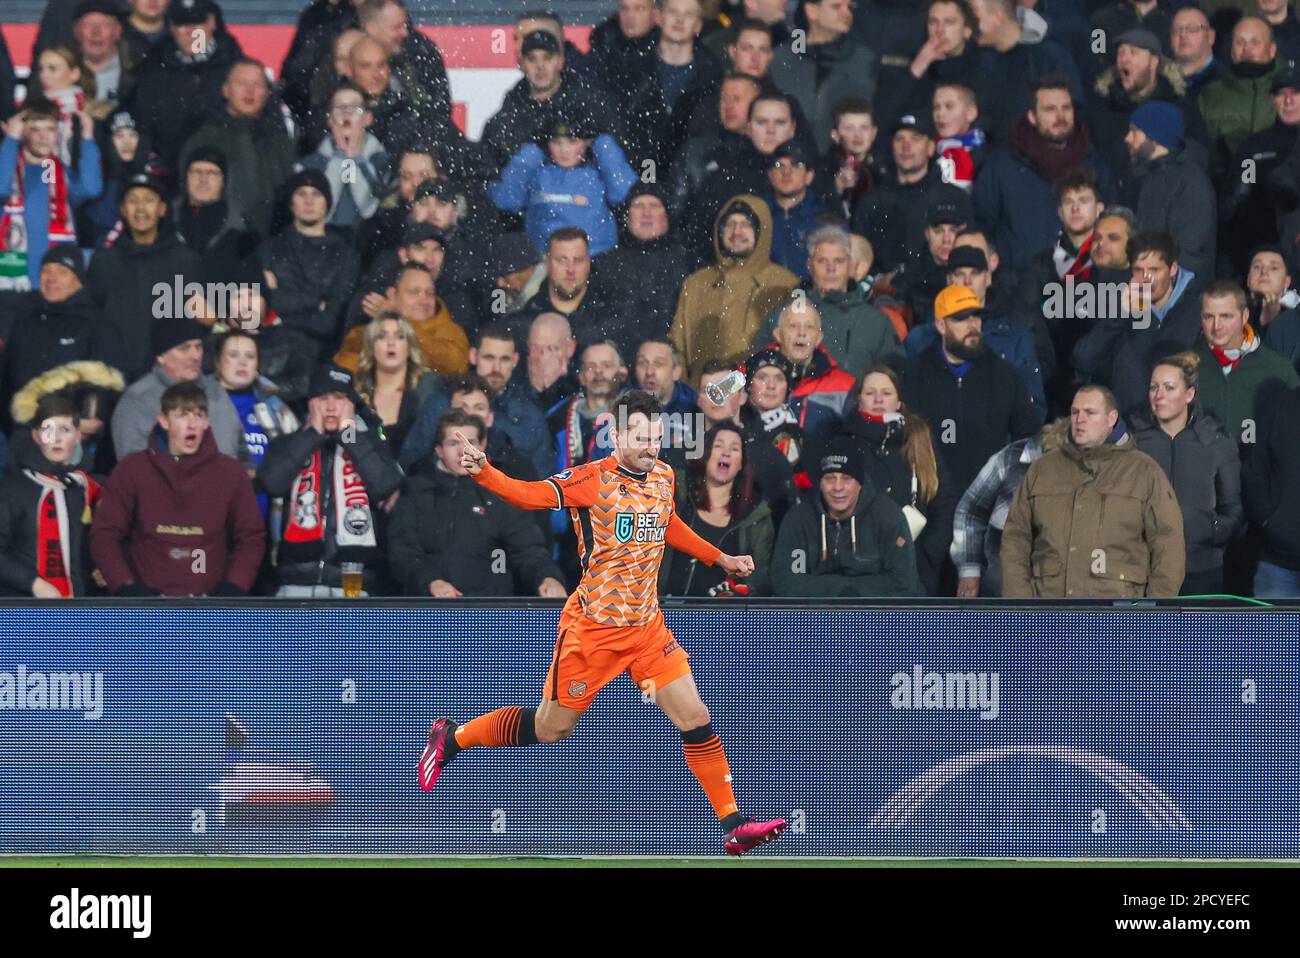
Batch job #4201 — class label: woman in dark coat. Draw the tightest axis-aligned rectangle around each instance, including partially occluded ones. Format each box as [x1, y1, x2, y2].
[838, 363, 958, 595]
[1132, 351, 1243, 596]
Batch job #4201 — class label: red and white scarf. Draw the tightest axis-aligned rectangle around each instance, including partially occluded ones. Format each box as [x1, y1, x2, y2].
[1052, 232, 1093, 282]
[26, 469, 101, 597]
[1211, 324, 1260, 374]
[47, 86, 84, 167]
[1, 151, 76, 288]
[283, 447, 376, 548]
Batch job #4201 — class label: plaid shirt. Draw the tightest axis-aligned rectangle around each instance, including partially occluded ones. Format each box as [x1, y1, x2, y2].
[949, 434, 1044, 588]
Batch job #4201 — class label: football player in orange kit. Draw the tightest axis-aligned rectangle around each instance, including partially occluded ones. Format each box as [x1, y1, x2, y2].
[417, 390, 787, 855]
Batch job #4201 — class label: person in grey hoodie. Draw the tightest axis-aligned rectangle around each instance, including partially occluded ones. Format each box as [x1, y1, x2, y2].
[299, 79, 393, 228]
[110, 318, 245, 461]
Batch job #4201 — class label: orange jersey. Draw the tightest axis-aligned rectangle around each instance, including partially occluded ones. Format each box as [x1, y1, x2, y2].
[474, 455, 723, 627]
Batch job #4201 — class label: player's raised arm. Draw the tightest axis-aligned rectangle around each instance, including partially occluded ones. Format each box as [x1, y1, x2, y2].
[459, 430, 599, 511]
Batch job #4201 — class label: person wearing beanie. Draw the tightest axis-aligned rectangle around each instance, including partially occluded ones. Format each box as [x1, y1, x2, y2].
[257, 362, 404, 597]
[109, 316, 245, 461]
[671, 194, 798, 381]
[771, 432, 922, 597]
[92, 379, 266, 598]
[1085, 22, 1211, 206]
[299, 79, 393, 229]
[172, 143, 260, 288]
[178, 60, 297, 236]
[1124, 98, 1216, 281]
[0, 245, 122, 425]
[590, 182, 692, 344]
[259, 164, 360, 389]
[1002, 382, 1186, 598]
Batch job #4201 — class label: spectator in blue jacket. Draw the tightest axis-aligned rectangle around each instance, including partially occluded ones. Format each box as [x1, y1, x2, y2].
[487, 115, 637, 257]
[763, 138, 833, 278]
[906, 243, 1047, 418]
[0, 98, 101, 292]
[972, 73, 1115, 270]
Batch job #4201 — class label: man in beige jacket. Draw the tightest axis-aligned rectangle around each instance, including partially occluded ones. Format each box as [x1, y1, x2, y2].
[1001, 384, 1185, 598]
[670, 194, 798, 381]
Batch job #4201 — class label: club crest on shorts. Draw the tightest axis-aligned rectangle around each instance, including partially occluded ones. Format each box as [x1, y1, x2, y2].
[615, 512, 634, 543]
[568, 680, 588, 699]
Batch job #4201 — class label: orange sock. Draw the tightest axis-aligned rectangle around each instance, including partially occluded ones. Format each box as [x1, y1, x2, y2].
[682, 725, 739, 820]
[453, 706, 538, 750]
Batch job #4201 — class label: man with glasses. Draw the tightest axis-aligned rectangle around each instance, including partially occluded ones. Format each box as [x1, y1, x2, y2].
[301, 80, 393, 228]
[1170, 6, 1222, 99]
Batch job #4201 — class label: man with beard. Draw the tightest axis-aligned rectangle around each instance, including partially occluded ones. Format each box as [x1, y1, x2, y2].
[1221, 69, 1300, 277]
[672, 195, 799, 380]
[973, 74, 1115, 270]
[900, 284, 1039, 492]
[594, 184, 691, 342]
[1073, 231, 1202, 419]
[1198, 16, 1283, 168]
[334, 262, 467, 377]
[1123, 100, 1216, 282]
[1085, 28, 1209, 200]
[516, 228, 627, 359]
[849, 113, 969, 276]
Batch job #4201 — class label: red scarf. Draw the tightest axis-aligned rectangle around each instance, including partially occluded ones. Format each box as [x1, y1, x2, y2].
[1, 151, 76, 253]
[1053, 232, 1093, 281]
[283, 446, 376, 548]
[1210, 324, 1258, 372]
[30, 470, 101, 597]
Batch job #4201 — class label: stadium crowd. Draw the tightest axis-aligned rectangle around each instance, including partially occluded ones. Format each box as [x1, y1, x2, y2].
[0, 0, 1299, 600]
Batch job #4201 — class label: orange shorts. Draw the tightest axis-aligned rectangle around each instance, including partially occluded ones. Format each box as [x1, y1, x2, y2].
[543, 599, 691, 712]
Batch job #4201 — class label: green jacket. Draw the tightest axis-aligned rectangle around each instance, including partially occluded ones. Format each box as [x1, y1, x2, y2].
[1198, 61, 1280, 156]
[756, 285, 904, 382]
[771, 483, 923, 597]
[1001, 437, 1186, 598]
[1194, 339, 1300, 442]
[659, 496, 775, 596]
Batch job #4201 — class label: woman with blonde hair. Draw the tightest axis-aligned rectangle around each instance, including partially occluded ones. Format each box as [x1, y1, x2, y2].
[1132, 351, 1243, 596]
[838, 362, 958, 595]
[354, 313, 440, 455]
[36, 45, 102, 166]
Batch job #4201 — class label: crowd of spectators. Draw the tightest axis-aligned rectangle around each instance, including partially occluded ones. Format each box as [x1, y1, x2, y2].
[2, 0, 1300, 600]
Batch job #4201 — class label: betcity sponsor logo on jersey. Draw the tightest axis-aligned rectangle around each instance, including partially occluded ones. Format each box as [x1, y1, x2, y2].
[614, 512, 667, 544]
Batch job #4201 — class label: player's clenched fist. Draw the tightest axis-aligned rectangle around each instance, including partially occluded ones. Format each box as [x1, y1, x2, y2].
[716, 553, 755, 577]
[456, 430, 487, 475]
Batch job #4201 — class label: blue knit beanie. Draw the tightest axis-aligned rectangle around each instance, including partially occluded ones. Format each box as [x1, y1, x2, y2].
[1130, 101, 1184, 150]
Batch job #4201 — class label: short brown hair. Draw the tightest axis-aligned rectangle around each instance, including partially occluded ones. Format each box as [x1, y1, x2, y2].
[1201, 280, 1248, 312]
[436, 409, 485, 445]
[1075, 383, 1117, 413]
[160, 380, 208, 416]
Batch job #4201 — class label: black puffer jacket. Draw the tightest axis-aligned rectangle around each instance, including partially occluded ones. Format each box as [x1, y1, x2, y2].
[1131, 409, 1244, 575]
[260, 226, 360, 363]
[387, 461, 561, 596]
[593, 209, 691, 344]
